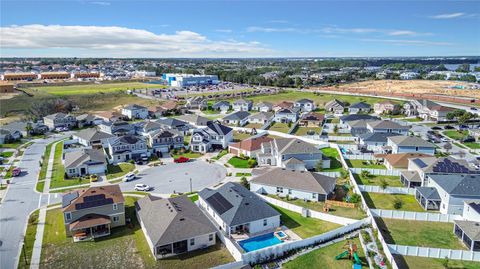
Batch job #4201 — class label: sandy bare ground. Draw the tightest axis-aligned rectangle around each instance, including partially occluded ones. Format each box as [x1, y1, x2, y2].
[0, 91, 20, 100]
[334, 80, 480, 99]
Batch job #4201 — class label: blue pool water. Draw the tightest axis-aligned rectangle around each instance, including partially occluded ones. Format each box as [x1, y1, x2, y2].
[239, 233, 284, 252]
[277, 231, 286, 237]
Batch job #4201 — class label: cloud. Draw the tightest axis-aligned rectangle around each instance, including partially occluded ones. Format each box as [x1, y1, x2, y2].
[430, 12, 465, 19]
[89, 1, 111, 6]
[359, 38, 454, 46]
[0, 24, 271, 57]
[247, 26, 430, 36]
[215, 29, 233, 33]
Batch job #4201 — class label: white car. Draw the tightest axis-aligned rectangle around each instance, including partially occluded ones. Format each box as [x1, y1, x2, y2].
[124, 172, 136, 182]
[134, 184, 152, 191]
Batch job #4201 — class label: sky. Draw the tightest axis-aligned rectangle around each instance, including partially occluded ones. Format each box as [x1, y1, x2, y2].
[1, 0, 479, 58]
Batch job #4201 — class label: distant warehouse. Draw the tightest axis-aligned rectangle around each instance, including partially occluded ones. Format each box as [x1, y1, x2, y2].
[162, 73, 219, 87]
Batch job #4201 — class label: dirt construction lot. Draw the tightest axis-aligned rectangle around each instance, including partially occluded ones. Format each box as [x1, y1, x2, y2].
[333, 80, 480, 99]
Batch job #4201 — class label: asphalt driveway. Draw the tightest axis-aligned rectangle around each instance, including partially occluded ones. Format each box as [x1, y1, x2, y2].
[120, 160, 227, 194]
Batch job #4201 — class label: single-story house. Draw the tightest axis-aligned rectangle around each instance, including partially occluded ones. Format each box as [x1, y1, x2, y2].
[325, 99, 346, 114]
[177, 114, 210, 127]
[248, 112, 274, 125]
[348, 102, 371, 114]
[250, 168, 336, 202]
[253, 102, 273, 112]
[366, 120, 410, 135]
[375, 152, 432, 170]
[198, 182, 281, 236]
[358, 132, 399, 152]
[212, 101, 230, 112]
[222, 111, 250, 126]
[64, 148, 107, 178]
[135, 195, 217, 259]
[339, 114, 380, 124]
[387, 136, 435, 155]
[77, 114, 102, 128]
[299, 112, 324, 127]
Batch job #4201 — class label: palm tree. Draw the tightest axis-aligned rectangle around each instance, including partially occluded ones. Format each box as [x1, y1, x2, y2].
[25, 123, 33, 137]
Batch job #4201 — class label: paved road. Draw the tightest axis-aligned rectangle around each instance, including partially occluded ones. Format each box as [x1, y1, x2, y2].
[120, 160, 227, 194]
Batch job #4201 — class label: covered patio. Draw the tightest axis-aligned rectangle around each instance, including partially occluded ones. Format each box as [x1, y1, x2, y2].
[454, 220, 480, 251]
[400, 170, 422, 188]
[69, 214, 112, 242]
[155, 240, 189, 257]
[415, 187, 441, 211]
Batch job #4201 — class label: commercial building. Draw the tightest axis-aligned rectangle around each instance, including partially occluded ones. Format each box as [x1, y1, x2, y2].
[162, 73, 219, 87]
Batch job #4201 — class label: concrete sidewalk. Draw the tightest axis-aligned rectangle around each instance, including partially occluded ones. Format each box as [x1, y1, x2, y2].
[29, 207, 47, 269]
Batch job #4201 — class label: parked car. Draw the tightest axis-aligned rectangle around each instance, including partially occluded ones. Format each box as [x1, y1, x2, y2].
[444, 125, 455, 129]
[431, 126, 443, 130]
[462, 136, 476, 143]
[470, 107, 478, 111]
[90, 175, 98, 182]
[12, 168, 21, 177]
[174, 156, 190, 163]
[134, 184, 152, 191]
[458, 125, 469, 131]
[124, 172, 136, 182]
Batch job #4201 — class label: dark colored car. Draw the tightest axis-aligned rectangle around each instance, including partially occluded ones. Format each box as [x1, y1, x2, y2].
[431, 126, 443, 130]
[444, 125, 455, 129]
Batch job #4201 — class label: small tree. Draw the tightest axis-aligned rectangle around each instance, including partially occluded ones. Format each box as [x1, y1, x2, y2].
[315, 159, 323, 172]
[247, 158, 257, 168]
[443, 142, 452, 154]
[240, 177, 250, 189]
[393, 197, 403, 209]
[379, 178, 389, 190]
[349, 193, 361, 203]
[361, 170, 371, 179]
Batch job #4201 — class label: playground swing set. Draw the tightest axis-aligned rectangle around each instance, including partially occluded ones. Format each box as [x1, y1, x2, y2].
[335, 240, 363, 269]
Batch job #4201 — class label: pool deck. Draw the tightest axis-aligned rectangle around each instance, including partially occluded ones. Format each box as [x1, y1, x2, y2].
[232, 226, 301, 242]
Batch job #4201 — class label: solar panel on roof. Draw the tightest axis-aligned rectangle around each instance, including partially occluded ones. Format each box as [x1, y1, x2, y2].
[75, 198, 114, 210]
[84, 194, 106, 202]
[206, 193, 233, 215]
[413, 159, 428, 168]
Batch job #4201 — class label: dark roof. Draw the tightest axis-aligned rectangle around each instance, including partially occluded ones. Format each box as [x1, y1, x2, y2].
[212, 101, 230, 108]
[340, 114, 379, 122]
[416, 187, 441, 200]
[206, 121, 232, 135]
[198, 182, 280, 226]
[157, 118, 188, 128]
[135, 195, 216, 246]
[350, 102, 371, 109]
[69, 214, 111, 230]
[296, 99, 314, 104]
[62, 185, 124, 212]
[429, 174, 480, 196]
[467, 202, 480, 215]
[124, 104, 147, 110]
[118, 135, 142, 144]
[359, 132, 398, 143]
[223, 111, 250, 121]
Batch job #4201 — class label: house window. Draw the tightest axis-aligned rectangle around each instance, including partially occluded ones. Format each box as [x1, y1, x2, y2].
[263, 219, 268, 226]
[209, 234, 214, 241]
[65, 212, 71, 221]
[113, 216, 119, 222]
[288, 189, 292, 195]
[415, 147, 419, 151]
[113, 204, 118, 210]
[190, 238, 195, 246]
[312, 193, 317, 199]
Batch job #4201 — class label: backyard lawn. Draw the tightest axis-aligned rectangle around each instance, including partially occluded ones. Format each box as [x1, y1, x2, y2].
[244, 123, 263, 129]
[106, 163, 136, 180]
[227, 156, 254, 168]
[269, 195, 366, 220]
[319, 147, 344, 172]
[464, 142, 480, 149]
[399, 255, 480, 269]
[267, 122, 291, 133]
[40, 197, 234, 269]
[232, 131, 252, 142]
[269, 204, 342, 239]
[376, 218, 467, 249]
[49, 142, 90, 189]
[346, 159, 386, 169]
[293, 127, 322, 136]
[353, 174, 403, 187]
[362, 192, 425, 212]
[283, 237, 368, 269]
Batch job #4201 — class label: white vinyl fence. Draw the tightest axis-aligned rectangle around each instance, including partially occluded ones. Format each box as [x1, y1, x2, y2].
[336, 144, 358, 151]
[349, 168, 401, 176]
[388, 244, 480, 262]
[257, 194, 358, 225]
[241, 219, 370, 264]
[210, 261, 245, 269]
[343, 153, 376, 160]
[358, 185, 415, 195]
[316, 171, 341, 178]
[327, 135, 356, 141]
[370, 209, 461, 223]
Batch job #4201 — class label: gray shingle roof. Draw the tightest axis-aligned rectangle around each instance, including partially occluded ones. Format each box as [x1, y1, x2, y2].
[274, 138, 321, 155]
[350, 102, 371, 109]
[212, 101, 230, 109]
[416, 187, 441, 200]
[198, 182, 280, 226]
[340, 114, 379, 122]
[360, 132, 398, 143]
[223, 111, 250, 121]
[64, 148, 106, 168]
[124, 104, 147, 110]
[135, 195, 216, 246]
[296, 99, 314, 104]
[454, 220, 480, 240]
[367, 120, 410, 130]
[251, 168, 336, 195]
[429, 174, 480, 196]
[74, 128, 114, 142]
[388, 136, 434, 148]
[249, 112, 274, 121]
[206, 121, 232, 135]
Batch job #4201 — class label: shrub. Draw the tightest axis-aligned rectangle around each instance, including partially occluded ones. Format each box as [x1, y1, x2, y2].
[393, 197, 404, 209]
[247, 158, 257, 168]
[349, 193, 361, 203]
[240, 177, 249, 189]
[379, 178, 389, 190]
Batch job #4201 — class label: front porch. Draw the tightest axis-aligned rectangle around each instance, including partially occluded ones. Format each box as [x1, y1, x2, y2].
[69, 214, 112, 242]
[415, 187, 441, 211]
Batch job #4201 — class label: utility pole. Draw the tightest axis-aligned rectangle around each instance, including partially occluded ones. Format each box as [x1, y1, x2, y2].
[22, 242, 28, 265]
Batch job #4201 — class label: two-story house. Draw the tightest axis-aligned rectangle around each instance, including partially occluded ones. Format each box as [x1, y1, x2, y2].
[121, 104, 149, 120]
[146, 129, 184, 155]
[107, 135, 148, 163]
[232, 99, 253, 111]
[61, 185, 125, 241]
[185, 96, 208, 110]
[294, 99, 316, 112]
[253, 102, 273, 112]
[190, 121, 233, 153]
[212, 101, 230, 112]
[374, 101, 400, 115]
[43, 113, 77, 130]
[273, 108, 300, 123]
[98, 121, 135, 136]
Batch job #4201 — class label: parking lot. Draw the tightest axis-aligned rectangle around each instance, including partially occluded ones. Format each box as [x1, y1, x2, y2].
[119, 160, 227, 194]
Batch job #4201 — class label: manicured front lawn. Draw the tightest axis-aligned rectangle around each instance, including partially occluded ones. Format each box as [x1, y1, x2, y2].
[244, 123, 263, 129]
[227, 156, 254, 168]
[346, 159, 386, 169]
[212, 149, 228, 160]
[171, 152, 203, 159]
[0, 141, 23, 149]
[0, 151, 14, 158]
[443, 130, 468, 141]
[269, 204, 342, 239]
[294, 127, 322, 136]
[353, 173, 403, 187]
[464, 142, 480, 149]
[106, 163, 136, 180]
[269, 195, 366, 220]
[267, 122, 291, 133]
[319, 147, 344, 172]
[40, 196, 234, 269]
[235, 173, 252, 177]
[400, 255, 480, 269]
[18, 209, 39, 269]
[362, 192, 425, 212]
[49, 142, 90, 189]
[404, 117, 424, 122]
[376, 218, 466, 249]
[37, 142, 54, 191]
[283, 237, 368, 269]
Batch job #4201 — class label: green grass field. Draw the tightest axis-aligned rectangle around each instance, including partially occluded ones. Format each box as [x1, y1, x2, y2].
[363, 192, 425, 212]
[283, 237, 368, 269]
[267, 122, 291, 133]
[346, 159, 386, 169]
[443, 130, 469, 141]
[40, 197, 233, 269]
[49, 141, 90, 189]
[353, 174, 403, 187]
[319, 147, 344, 172]
[399, 255, 480, 269]
[18, 209, 40, 269]
[106, 163, 136, 180]
[25, 82, 164, 96]
[376, 218, 466, 249]
[293, 126, 323, 136]
[269, 204, 342, 239]
[227, 156, 251, 168]
[232, 131, 252, 142]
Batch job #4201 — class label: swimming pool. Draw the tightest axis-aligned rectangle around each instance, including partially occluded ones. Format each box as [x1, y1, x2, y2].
[239, 232, 284, 252]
